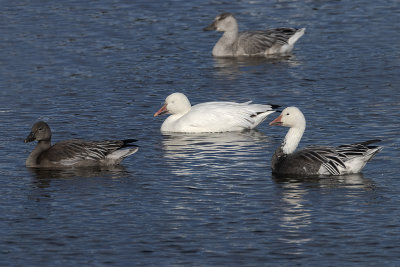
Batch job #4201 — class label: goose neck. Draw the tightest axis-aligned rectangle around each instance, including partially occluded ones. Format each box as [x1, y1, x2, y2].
[26, 140, 51, 167]
[282, 126, 304, 154]
[222, 29, 238, 43]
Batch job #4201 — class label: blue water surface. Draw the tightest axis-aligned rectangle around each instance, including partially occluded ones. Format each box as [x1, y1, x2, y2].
[0, 0, 399, 266]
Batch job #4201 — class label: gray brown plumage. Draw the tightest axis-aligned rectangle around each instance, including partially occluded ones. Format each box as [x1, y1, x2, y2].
[204, 13, 305, 57]
[24, 121, 138, 168]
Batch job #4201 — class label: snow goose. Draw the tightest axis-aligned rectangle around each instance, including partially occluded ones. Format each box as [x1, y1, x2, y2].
[269, 107, 382, 176]
[154, 92, 279, 133]
[203, 13, 305, 57]
[24, 121, 138, 168]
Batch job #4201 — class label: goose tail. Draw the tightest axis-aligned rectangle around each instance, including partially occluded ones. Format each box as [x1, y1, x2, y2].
[288, 28, 305, 46]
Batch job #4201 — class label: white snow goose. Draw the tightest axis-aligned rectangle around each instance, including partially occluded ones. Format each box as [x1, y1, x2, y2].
[24, 121, 138, 168]
[203, 12, 305, 57]
[269, 107, 382, 176]
[154, 92, 279, 133]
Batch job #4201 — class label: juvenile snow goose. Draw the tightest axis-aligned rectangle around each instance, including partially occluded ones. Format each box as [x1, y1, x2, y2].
[154, 92, 279, 133]
[203, 13, 305, 57]
[269, 107, 382, 176]
[24, 121, 138, 168]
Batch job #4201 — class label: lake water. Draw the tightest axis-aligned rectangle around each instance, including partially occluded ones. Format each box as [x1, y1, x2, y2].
[1, 0, 400, 265]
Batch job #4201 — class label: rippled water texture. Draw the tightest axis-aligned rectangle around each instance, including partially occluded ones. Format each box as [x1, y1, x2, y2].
[0, 0, 399, 265]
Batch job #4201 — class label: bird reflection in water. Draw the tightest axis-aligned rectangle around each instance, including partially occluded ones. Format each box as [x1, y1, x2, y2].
[161, 130, 272, 176]
[276, 181, 312, 248]
[28, 165, 130, 188]
[26, 166, 131, 209]
[273, 173, 375, 190]
[271, 173, 375, 255]
[213, 55, 302, 79]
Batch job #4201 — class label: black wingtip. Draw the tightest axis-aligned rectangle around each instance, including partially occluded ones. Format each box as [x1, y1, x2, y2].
[360, 139, 381, 146]
[269, 104, 281, 110]
[123, 139, 138, 146]
[268, 104, 282, 113]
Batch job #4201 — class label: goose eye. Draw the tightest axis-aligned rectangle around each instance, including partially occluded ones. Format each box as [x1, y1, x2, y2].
[286, 113, 290, 116]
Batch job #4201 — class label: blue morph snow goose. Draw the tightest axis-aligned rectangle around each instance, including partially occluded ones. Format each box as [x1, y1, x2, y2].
[203, 12, 305, 57]
[154, 92, 279, 133]
[24, 121, 138, 168]
[269, 107, 382, 176]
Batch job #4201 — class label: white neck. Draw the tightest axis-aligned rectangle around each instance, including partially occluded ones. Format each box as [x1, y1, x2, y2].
[281, 126, 304, 154]
[160, 109, 190, 132]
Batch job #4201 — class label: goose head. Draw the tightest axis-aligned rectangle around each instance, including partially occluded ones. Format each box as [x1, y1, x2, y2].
[203, 13, 238, 32]
[25, 121, 52, 143]
[270, 107, 306, 154]
[154, 93, 192, 117]
[269, 107, 306, 130]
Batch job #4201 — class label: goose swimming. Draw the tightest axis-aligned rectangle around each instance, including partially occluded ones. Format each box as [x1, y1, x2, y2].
[269, 107, 382, 176]
[203, 13, 305, 57]
[154, 92, 279, 133]
[24, 121, 138, 168]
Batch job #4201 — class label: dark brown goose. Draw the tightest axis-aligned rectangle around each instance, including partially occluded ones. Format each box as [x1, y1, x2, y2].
[269, 107, 382, 176]
[24, 121, 138, 168]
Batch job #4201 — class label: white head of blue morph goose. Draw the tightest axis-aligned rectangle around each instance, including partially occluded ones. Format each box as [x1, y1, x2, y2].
[24, 121, 138, 168]
[203, 12, 305, 57]
[269, 107, 382, 176]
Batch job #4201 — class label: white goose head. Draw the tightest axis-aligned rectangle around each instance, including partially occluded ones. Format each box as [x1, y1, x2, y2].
[154, 93, 192, 117]
[203, 13, 238, 33]
[270, 107, 306, 129]
[270, 107, 306, 154]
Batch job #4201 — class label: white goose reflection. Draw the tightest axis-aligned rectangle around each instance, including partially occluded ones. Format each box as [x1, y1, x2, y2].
[161, 130, 271, 176]
[213, 55, 302, 79]
[272, 173, 375, 252]
[277, 182, 312, 247]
